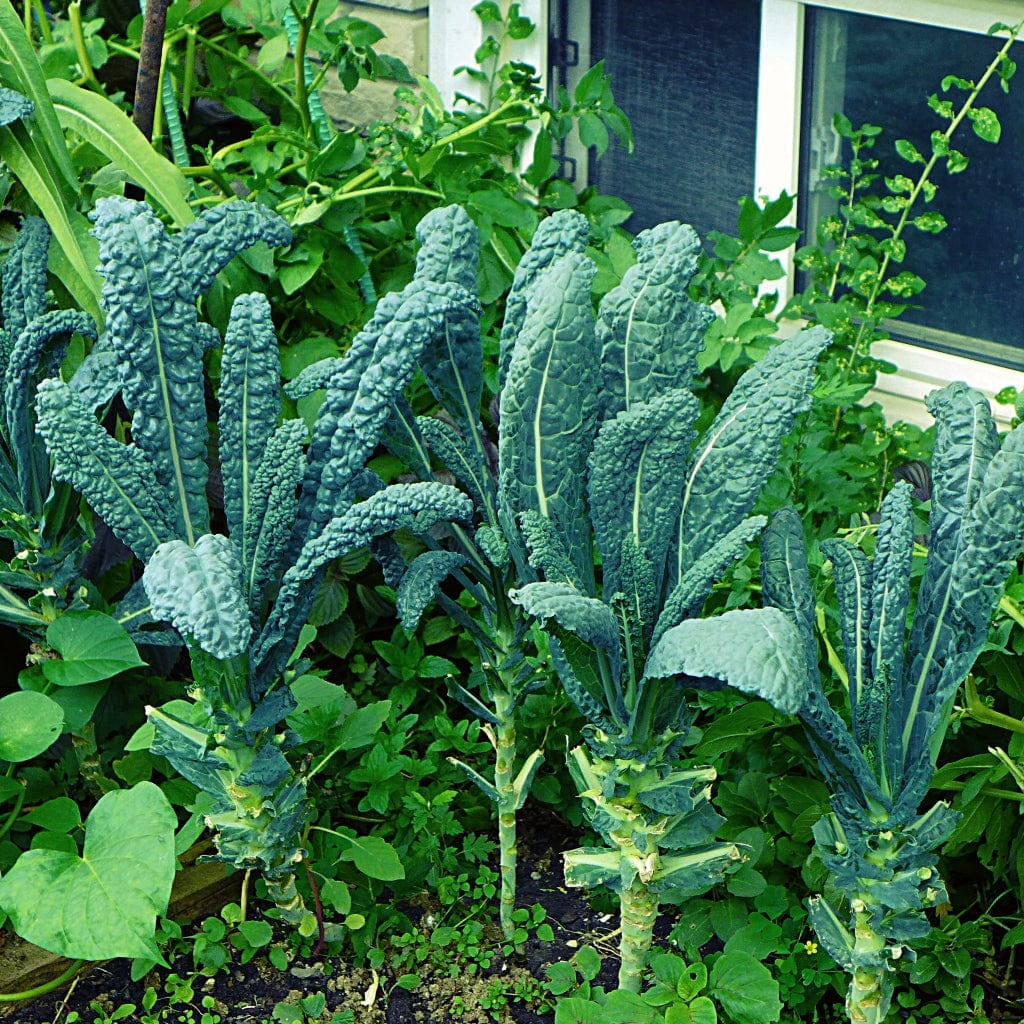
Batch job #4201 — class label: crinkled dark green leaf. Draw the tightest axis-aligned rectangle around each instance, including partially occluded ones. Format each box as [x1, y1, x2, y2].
[675, 326, 829, 578]
[498, 252, 600, 585]
[218, 292, 282, 544]
[396, 550, 468, 630]
[143, 535, 252, 659]
[35, 377, 175, 559]
[0, 214, 48, 375]
[174, 200, 292, 299]
[498, 209, 588, 386]
[588, 387, 699, 600]
[643, 607, 806, 714]
[597, 220, 711, 416]
[90, 197, 210, 544]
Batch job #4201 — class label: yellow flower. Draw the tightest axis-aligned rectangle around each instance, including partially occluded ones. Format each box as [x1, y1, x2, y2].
[804, 940, 819, 954]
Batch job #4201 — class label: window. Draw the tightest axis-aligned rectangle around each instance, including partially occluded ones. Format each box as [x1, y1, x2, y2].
[577, 0, 762, 239]
[429, 0, 1024, 413]
[799, 6, 1024, 367]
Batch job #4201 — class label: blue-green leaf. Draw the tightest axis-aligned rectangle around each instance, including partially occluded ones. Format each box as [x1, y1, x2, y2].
[499, 209, 588, 386]
[676, 326, 829, 578]
[498, 252, 600, 584]
[90, 197, 209, 544]
[821, 538, 873, 736]
[598, 220, 711, 416]
[143, 535, 252, 660]
[174, 201, 292, 299]
[588, 388, 699, 600]
[396, 550, 468, 630]
[35, 377, 175, 559]
[643, 607, 807, 714]
[0, 214, 48, 375]
[218, 292, 282, 545]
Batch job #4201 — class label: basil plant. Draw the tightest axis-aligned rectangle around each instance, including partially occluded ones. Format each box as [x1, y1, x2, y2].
[32, 197, 474, 938]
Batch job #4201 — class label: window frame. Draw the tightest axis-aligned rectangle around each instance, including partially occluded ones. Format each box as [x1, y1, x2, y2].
[429, 0, 1024, 423]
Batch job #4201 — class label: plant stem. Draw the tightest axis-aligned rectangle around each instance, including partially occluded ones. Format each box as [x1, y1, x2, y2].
[618, 871, 658, 992]
[963, 676, 1024, 735]
[845, 906, 891, 1024]
[493, 701, 518, 942]
[68, 1, 100, 91]
[0, 959, 83, 1002]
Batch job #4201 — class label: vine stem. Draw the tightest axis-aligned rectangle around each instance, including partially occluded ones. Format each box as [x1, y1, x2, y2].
[0, 959, 83, 1002]
[847, 19, 1024, 370]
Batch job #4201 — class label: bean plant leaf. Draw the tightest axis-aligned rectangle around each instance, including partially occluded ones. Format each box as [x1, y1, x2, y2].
[42, 610, 146, 686]
[336, 833, 405, 881]
[0, 782, 176, 960]
[709, 951, 782, 1024]
[0, 690, 63, 761]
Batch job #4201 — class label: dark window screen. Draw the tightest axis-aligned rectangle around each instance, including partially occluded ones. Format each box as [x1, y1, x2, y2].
[586, 0, 761, 238]
[800, 8, 1024, 365]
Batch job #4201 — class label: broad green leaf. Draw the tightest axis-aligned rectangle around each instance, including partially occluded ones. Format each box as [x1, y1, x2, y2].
[644, 607, 807, 714]
[42, 610, 146, 686]
[22, 796, 81, 833]
[709, 951, 781, 1024]
[48, 79, 192, 224]
[667, 996, 717, 1024]
[143, 536, 252, 660]
[0, 690, 63, 761]
[336, 833, 405, 881]
[0, 782, 176, 960]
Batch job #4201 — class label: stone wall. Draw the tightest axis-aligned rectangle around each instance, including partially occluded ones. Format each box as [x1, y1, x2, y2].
[319, 0, 429, 127]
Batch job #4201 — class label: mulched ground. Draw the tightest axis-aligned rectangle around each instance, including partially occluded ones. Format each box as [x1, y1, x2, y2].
[3, 815, 634, 1024]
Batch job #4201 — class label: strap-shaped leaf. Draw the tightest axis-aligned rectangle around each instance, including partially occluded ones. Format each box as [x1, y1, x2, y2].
[519, 509, 580, 586]
[653, 515, 766, 647]
[821, 538, 873, 739]
[294, 280, 476, 551]
[90, 197, 209, 544]
[218, 293, 282, 544]
[867, 482, 914, 755]
[548, 634, 620, 735]
[675, 325, 829, 577]
[498, 252, 600, 585]
[597, 220, 711, 416]
[418, 415, 495, 519]
[243, 419, 306, 610]
[499, 209, 588, 387]
[143, 535, 251, 660]
[588, 387, 700, 600]
[174, 200, 292, 299]
[900, 384, 1003, 785]
[0, 214, 48, 374]
[414, 205, 480, 291]
[643, 606, 806, 715]
[5, 308, 95, 512]
[759, 508, 820, 683]
[35, 378, 175, 559]
[396, 550, 468, 630]
[510, 581, 623, 673]
[256, 482, 473, 684]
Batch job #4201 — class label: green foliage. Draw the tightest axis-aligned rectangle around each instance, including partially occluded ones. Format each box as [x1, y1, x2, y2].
[0, 782, 176, 960]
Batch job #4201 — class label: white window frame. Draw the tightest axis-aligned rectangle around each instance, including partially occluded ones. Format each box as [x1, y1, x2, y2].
[430, 0, 1024, 424]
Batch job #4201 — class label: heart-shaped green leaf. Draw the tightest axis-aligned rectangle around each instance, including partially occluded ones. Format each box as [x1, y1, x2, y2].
[0, 782, 176, 960]
[0, 690, 63, 761]
[43, 611, 146, 686]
